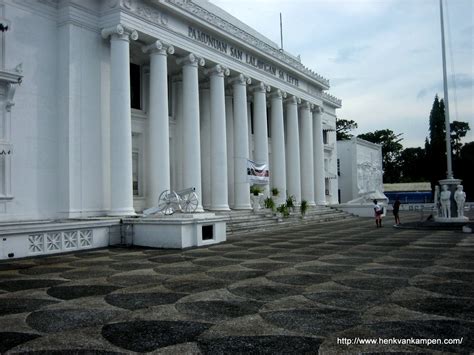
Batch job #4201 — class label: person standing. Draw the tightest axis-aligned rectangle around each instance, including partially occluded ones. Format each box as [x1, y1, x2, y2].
[373, 199, 383, 228]
[393, 197, 401, 225]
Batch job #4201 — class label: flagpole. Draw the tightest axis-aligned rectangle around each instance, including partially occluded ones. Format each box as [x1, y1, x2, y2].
[439, 0, 453, 179]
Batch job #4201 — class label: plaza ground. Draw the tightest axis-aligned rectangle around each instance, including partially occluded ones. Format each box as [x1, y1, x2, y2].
[0, 211, 473, 354]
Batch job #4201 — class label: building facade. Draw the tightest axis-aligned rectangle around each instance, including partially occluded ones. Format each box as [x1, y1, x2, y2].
[0, 0, 341, 222]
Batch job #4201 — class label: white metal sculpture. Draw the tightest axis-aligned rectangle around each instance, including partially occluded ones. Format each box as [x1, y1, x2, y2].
[143, 187, 199, 216]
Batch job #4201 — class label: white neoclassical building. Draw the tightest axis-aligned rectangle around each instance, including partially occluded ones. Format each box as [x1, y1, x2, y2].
[0, 0, 342, 258]
[1, 0, 341, 221]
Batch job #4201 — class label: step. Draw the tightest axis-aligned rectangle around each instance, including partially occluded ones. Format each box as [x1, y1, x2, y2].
[222, 206, 355, 236]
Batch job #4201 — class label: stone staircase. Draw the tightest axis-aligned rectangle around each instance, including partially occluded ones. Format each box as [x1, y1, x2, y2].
[218, 206, 356, 236]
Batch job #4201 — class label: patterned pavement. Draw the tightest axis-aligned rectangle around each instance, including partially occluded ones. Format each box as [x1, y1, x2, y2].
[0, 212, 473, 354]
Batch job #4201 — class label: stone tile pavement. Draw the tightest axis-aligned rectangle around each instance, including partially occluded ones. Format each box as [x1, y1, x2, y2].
[0, 212, 473, 354]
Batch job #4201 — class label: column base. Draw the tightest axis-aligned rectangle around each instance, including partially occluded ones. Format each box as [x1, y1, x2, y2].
[208, 204, 230, 211]
[232, 204, 252, 210]
[315, 200, 327, 206]
[108, 208, 136, 217]
[308, 201, 316, 206]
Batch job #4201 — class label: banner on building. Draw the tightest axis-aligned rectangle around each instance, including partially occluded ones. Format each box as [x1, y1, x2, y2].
[247, 159, 269, 184]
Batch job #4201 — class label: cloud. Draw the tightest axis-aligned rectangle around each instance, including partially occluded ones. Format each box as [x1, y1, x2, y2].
[453, 73, 474, 89]
[417, 74, 473, 99]
[331, 77, 359, 86]
[330, 45, 370, 63]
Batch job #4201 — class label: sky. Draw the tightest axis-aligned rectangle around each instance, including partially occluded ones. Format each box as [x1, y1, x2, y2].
[210, 0, 473, 148]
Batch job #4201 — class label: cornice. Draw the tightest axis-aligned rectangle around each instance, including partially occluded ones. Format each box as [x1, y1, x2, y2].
[10, 0, 58, 20]
[322, 92, 342, 108]
[105, 0, 169, 28]
[161, 0, 330, 90]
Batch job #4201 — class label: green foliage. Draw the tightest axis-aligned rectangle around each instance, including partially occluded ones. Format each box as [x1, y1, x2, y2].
[399, 147, 429, 182]
[425, 95, 447, 190]
[271, 187, 279, 196]
[450, 120, 470, 157]
[276, 204, 290, 218]
[300, 200, 308, 216]
[357, 129, 403, 183]
[286, 195, 295, 209]
[454, 141, 474, 201]
[336, 118, 358, 140]
[250, 185, 263, 196]
[264, 197, 275, 210]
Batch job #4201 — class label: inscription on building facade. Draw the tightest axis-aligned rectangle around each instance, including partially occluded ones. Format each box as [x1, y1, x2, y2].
[188, 26, 299, 87]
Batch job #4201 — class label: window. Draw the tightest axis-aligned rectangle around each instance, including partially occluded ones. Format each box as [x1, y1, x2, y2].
[132, 151, 139, 196]
[323, 130, 329, 144]
[250, 102, 254, 134]
[0, 142, 12, 199]
[130, 63, 141, 110]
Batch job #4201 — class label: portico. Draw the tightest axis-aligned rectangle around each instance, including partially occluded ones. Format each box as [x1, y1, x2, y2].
[99, 12, 341, 215]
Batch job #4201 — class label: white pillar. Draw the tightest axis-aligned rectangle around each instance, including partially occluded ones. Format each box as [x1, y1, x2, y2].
[247, 100, 253, 159]
[231, 74, 252, 210]
[299, 101, 315, 205]
[285, 95, 301, 203]
[251, 82, 270, 195]
[142, 41, 174, 207]
[270, 89, 287, 206]
[313, 106, 326, 205]
[205, 65, 230, 210]
[176, 53, 205, 211]
[101, 25, 138, 216]
[225, 92, 235, 208]
[172, 75, 184, 192]
[199, 83, 211, 209]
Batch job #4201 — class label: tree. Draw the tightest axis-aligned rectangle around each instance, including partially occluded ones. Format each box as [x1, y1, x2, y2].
[425, 95, 446, 191]
[336, 118, 358, 140]
[399, 147, 428, 182]
[357, 129, 403, 183]
[456, 141, 474, 201]
[450, 120, 470, 157]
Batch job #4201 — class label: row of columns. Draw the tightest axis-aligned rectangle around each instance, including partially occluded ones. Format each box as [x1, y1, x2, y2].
[102, 24, 327, 216]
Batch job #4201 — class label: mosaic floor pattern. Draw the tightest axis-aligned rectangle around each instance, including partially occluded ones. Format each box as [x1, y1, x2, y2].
[0, 214, 473, 353]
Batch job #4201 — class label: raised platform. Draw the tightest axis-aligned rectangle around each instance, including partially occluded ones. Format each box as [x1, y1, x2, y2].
[0, 218, 121, 260]
[123, 213, 228, 249]
[0, 212, 229, 260]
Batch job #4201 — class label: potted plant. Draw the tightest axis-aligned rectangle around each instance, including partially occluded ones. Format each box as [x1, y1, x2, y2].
[286, 195, 295, 212]
[276, 203, 289, 222]
[250, 185, 263, 212]
[300, 200, 308, 218]
[264, 196, 275, 214]
[271, 187, 279, 197]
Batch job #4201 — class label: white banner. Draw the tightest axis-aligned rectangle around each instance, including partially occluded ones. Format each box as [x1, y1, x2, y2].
[247, 159, 269, 184]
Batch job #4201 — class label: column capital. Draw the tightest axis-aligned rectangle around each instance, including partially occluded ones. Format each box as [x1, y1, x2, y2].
[204, 64, 230, 77]
[176, 53, 205, 67]
[142, 40, 174, 55]
[270, 89, 287, 100]
[229, 73, 251, 86]
[312, 105, 324, 114]
[101, 24, 138, 41]
[300, 101, 311, 110]
[285, 95, 301, 105]
[250, 81, 270, 93]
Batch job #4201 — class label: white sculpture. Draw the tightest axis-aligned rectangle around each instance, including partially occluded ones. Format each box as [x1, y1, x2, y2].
[439, 184, 451, 218]
[454, 185, 466, 218]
